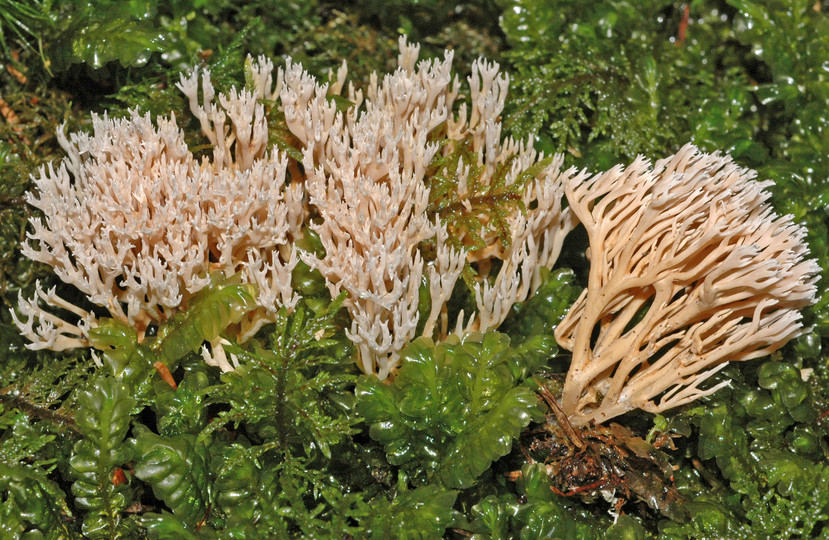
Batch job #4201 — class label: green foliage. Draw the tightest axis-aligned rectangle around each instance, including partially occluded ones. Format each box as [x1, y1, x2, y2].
[45, 0, 247, 74]
[357, 332, 545, 488]
[206, 448, 374, 537]
[500, 0, 749, 166]
[0, 0, 49, 62]
[153, 274, 256, 368]
[512, 463, 602, 539]
[133, 294, 374, 536]
[154, 371, 209, 436]
[49, 1, 167, 72]
[355, 0, 500, 42]
[658, 358, 829, 538]
[0, 401, 73, 538]
[462, 463, 603, 538]
[367, 483, 458, 540]
[0, 352, 92, 417]
[69, 377, 137, 538]
[499, 267, 580, 377]
[728, 0, 829, 183]
[133, 426, 210, 528]
[207, 293, 356, 459]
[209, 443, 290, 534]
[89, 319, 158, 403]
[0, 410, 56, 473]
[0, 352, 88, 536]
[0, 462, 72, 539]
[4, 269, 389, 537]
[426, 136, 543, 282]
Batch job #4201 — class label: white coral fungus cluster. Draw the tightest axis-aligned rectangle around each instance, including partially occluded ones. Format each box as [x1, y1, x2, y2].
[14, 86, 300, 370]
[14, 37, 577, 378]
[13, 37, 819, 419]
[271, 38, 583, 377]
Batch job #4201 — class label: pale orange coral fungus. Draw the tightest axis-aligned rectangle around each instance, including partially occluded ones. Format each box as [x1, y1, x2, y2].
[555, 144, 819, 426]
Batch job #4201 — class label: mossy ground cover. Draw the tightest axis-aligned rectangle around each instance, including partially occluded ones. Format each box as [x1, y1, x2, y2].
[0, 1, 827, 537]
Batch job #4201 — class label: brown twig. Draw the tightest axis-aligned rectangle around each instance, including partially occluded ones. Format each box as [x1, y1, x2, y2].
[550, 478, 608, 497]
[537, 383, 586, 449]
[0, 95, 21, 129]
[153, 362, 178, 389]
[676, 4, 690, 46]
[0, 393, 81, 434]
[6, 65, 27, 84]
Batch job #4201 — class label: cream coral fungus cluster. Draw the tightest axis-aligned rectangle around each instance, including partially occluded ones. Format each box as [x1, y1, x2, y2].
[13, 37, 819, 422]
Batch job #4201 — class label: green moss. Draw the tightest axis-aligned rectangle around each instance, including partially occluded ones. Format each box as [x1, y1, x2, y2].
[0, 1, 826, 537]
